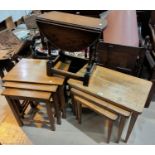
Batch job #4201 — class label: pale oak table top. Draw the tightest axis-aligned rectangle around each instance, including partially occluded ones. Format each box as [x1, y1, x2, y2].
[3, 82, 58, 92]
[68, 65, 152, 113]
[3, 59, 65, 85]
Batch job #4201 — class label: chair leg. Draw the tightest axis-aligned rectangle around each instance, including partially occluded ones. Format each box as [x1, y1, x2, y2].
[46, 101, 55, 131]
[116, 116, 126, 143]
[107, 120, 113, 143]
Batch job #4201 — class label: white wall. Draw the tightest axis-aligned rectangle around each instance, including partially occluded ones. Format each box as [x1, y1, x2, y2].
[0, 10, 31, 22]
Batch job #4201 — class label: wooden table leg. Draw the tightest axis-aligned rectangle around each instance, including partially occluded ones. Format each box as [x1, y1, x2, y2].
[70, 93, 76, 115]
[70, 93, 78, 119]
[58, 85, 66, 118]
[46, 100, 55, 131]
[5, 96, 23, 126]
[116, 116, 126, 143]
[77, 102, 82, 124]
[125, 112, 139, 142]
[53, 92, 61, 125]
[107, 120, 113, 143]
[74, 100, 78, 120]
[145, 84, 155, 108]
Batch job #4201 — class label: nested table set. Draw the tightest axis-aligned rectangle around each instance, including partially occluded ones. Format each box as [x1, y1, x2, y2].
[68, 65, 152, 143]
[1, 58, 68, 130]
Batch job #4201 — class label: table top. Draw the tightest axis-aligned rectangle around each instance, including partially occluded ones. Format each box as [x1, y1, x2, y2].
[3, 82, 58, 92]
[68, 65, 152, 113]
[37, 11, 107, 32]
[3, 59, 65, 85]
[2, 88, 52, 101]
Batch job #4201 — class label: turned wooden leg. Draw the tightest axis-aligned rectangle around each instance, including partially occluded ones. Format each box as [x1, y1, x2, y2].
[5, 96, 23, 126]
[53, 93, 61, 125]
[46, 100, 55, 131]
[125, 112, 139, 142]
[107, 120, 113, 143]
[116, 116, 126, 143]
[58, 86, 66, 118]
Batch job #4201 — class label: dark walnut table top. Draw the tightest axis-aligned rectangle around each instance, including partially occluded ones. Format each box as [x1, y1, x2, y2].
[37, 11, 107, 32]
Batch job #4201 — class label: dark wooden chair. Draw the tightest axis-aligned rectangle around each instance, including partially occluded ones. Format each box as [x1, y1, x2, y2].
[148, 11, 155, 50]
[0, 29, 25, 77]
[96, 41, 145, 77]
[0, 16, 16, 31]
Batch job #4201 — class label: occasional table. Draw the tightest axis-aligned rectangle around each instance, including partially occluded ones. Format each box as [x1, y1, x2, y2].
[36, 11, 107, 86]
[2, 58, 67, 118]
[68, 65, 152, 142]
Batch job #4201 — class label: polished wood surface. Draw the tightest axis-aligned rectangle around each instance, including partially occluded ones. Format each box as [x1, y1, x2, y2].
[3, 59, 65, 85]
[74, 96, 118, 120]
[55, 60, 71, 71]
[1, 88, 52, 100]
[37, 11, 107, 51]
[3, 82, 58, 92]
[2, 89, 56, 131]
[68, 65, 152, 113]
[71, 88, 130, 117]
[37, 11, 106, 31]
[74, 95, 117, 143]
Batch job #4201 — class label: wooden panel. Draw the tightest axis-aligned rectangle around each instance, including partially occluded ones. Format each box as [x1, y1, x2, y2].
[71, 88, 130, 117]
[96, 42, 145, 76]
[1, 88, 52, 100]
[68, 65, 152, 113]
[74, 96, 118, 120]
[3, 82, 58, 92]
[3, 59, 65, 85]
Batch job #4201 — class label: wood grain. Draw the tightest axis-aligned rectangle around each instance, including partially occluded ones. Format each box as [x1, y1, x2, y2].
[71, 88, 130, 117]
[1, 88, 52, 100]
[37, 11, 107, 32]
[3, 82, 58, 92]
[3, 59, 65, 85]
[74, 96, 118, 120]
[68, 65, 152, 113]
